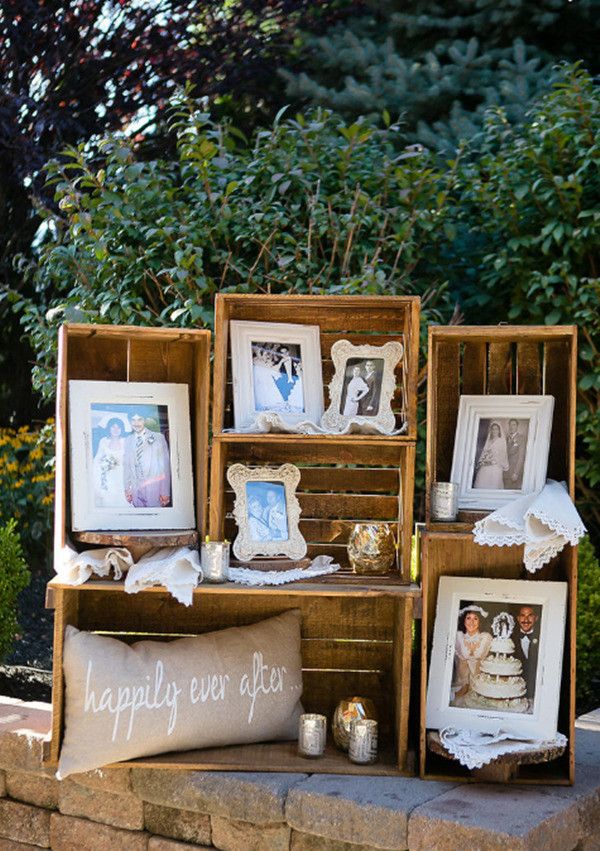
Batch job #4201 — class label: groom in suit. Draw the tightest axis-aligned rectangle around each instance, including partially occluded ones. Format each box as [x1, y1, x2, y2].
[513, 605, 540, 700]
[123, 411, 171, 508]
[504, 418, 526, 489]
[357, 360, 381, 416]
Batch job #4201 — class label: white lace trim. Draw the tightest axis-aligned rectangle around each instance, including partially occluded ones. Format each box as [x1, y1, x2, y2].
[227, 555, 340, 586]
[439, 727, 568, 770]
[224, 411, 407, 436]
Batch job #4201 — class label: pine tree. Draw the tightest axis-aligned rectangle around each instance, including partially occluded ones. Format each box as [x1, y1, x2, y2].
[282, 0, 599, 151]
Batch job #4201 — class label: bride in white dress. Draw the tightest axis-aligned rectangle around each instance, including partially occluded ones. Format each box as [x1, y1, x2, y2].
[342, 366, 369, 416]
[451, 605, 492, 703]
[473, 421, 509, 489]
[92, 418, 130, 508]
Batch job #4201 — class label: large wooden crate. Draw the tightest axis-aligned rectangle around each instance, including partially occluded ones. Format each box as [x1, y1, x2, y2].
[419, 532, 577, 784]
[54, 323, 211, 558]
[425, 325, 577, 529]
[210, 294, 420, 580]
[46, 577, 418, 775]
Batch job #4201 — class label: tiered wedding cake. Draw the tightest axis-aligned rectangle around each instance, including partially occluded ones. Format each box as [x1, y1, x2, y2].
[469, 612, 529, 713]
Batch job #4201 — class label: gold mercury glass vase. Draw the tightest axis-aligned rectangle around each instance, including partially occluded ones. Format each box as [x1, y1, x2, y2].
[347, 523, 396, 575]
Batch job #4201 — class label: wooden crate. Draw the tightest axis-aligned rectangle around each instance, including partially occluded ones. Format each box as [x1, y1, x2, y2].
[45, 577, 418, 775]
[54, 323, 211, 559]
[419, 531, 577, 784]
[210, 294, 420, 581]
[425, 325, 577, 530]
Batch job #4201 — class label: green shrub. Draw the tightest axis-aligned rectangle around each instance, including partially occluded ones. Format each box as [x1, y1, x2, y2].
[15, 101, 459, 401]
[577, 536, 600, 712]
[0, 421, 55, 567]
[0, 520, 31, 662]
[457, 64, 600, 539]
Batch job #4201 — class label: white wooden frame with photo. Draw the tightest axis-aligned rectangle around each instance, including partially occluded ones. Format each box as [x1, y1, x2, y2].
[69, 380, 195, 532]
[321, 339, 404, 434]
[450, 395, 554, 510]
[229, 320, 324, 430]
[426, 576, 567, 740]
[226, 463, 307, 561]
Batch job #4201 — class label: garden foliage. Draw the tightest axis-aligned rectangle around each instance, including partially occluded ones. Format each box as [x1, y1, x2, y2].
[576, 536, 600, 711]
[0, 520, 30, 662]
[0, 423, 55, 567]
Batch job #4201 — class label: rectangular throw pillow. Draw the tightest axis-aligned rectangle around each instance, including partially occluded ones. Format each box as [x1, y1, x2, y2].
[57, 609, 303, 778]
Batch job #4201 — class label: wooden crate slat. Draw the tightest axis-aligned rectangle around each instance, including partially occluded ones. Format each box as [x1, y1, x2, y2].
[320, 332, 403, 356]
[487, 341, 513, 393]
[224, 491, 399, 520]
[544, 339, 575, 489]
[66, 336, 128, 382]
[461, 341, 487, 394]
[297, 466, 400, 493]
[223, 303, 409, 332]
[225, 439, 405, 467]
[432, 341, 460, 483]
[516, 341, 543, 395]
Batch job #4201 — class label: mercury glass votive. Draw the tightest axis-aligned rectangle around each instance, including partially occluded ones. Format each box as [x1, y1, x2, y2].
[298, 713, 327, 758]
[347, 523, 396, 575]
[430, 482, 459, 522]
[200, 540, 230, 583]
[348, 719, 378, 765]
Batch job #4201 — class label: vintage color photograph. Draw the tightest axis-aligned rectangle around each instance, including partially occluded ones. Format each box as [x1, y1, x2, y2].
[472, 417, 530, 490]
[251, 341, 304, 414]
[450, 600, 542, 715]
[338, 357, 384, 418]
[245, 480, 289, 542]
[90, 403, 171, 510]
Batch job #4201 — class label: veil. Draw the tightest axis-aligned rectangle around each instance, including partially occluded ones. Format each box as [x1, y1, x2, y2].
[479, 420, 508, 469]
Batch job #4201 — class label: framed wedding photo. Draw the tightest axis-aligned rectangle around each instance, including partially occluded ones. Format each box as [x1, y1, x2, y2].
[69, 380, 195, 531]
[450, 395, 554, 510]
[226, 463, 307, 561]
[229, 320, 324, 430]
[321, 339, 404, 433]
[426, 576, 567, 740]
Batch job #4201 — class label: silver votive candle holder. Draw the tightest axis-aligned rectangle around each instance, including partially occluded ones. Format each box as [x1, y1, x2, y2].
[349, 719, 378, 765]
[200, 540, 230, 583]
[430, 481, 459, 522]
[298, 713, 327, 759]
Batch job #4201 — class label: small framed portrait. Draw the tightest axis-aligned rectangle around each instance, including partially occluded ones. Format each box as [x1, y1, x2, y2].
[450, 395, 554, 510]
[69, 380, 195, 531]
[229, 321, 324, 430]
[226, 463, 307, 561]
[426, 576, 567, 740]
[321, 340, 404, 433]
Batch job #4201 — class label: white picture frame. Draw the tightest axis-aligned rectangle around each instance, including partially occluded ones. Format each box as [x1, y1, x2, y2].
[69, 380, 195, 532]
[321, 340, 404, 433]
[229, 320, 324, 430]
[226, 463, 307, 561]
[450, 395, 554, 510]
[426, 576, 567, 740]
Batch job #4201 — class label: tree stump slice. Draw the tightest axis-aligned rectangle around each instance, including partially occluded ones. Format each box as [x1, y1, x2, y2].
[72, 529, 198, 562]
[427, 731, 566, 782]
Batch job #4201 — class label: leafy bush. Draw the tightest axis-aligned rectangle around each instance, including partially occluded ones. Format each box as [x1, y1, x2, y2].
[577, 536, 600, 712]
[0, 422, 54, 567]
[457, 64, 600, 538]
[16, 102, 459, 400]
[0, 520, 31, 662]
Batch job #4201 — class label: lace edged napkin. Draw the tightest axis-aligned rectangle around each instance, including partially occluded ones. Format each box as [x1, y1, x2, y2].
[439, 727, 568, 770]
[224, 411, 407, 436]
[227, 555, 341, 586]
[55, 542, 133, 585]
[124, 547, 202, 605]
[473, 479, 586, 572]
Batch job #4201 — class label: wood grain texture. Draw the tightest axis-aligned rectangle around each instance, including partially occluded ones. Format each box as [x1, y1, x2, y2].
[487, 341, 513, 393]
[516, 341, 542, 394]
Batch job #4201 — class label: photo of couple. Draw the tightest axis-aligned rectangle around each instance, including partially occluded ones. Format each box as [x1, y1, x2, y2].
[251, 341, 305, 414]
[245, 481, 289, 543]
[339, 357, 384, 418]
[449, 600, 541, 714]
[472, 417, 530, 490]
[91, 403, 172, 510]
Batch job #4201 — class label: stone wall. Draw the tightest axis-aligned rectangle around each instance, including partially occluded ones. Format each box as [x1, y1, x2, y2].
[0, 697, 599, 851]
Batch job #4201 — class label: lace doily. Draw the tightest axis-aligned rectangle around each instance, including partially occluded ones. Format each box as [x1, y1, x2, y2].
[124, 546, 202, 606]
[227, 555, 341, 586]
[473, 480, 586, 572]
[224, 411, 407, 436]
[56, 541, 133, 585]
[439, 727, 568, 770]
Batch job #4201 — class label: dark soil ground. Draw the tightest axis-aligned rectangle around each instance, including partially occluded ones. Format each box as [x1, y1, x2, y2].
[2, 570, 53, 702]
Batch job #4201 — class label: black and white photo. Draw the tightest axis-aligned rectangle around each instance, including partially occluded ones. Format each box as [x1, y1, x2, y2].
[230, 321, 323, 430]
[245, 480, 289, 542]
[450, 395, 554, 510]
[339, 358, 384, 418]
[426, 577, 567, 740]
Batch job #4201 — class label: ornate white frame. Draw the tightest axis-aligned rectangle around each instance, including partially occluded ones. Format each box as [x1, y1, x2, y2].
[450, 395, 555, 510]
[426, 576, 567, 740]
[226, 463, 307, 561]
[229, 320, 324, 430]
[69, 380, 195, 531]
[321, 340, 404, 434]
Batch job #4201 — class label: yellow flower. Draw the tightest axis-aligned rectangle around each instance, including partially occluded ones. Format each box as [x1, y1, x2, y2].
[41, 494, 54, 505]
[14, 479, 24, 488]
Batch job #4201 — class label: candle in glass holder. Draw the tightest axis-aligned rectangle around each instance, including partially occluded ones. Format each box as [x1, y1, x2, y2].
[349, 719, 378, 764]
[298, 713, 326, 758]
[200, 539, 230, 583]
[430, 482, 459, 522]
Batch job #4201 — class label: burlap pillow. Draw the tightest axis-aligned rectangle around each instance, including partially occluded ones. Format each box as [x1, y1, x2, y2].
[57, 609, 303, 778]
